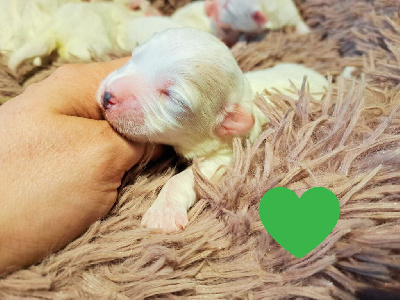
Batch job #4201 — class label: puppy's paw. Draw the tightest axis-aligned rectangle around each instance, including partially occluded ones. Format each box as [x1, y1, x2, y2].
[141, 168, 196, 233]
[296, 21, 311, 35]
[141, 200, 189, 233]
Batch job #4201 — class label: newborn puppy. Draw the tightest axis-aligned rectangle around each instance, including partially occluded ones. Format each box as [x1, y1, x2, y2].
[205, 0, 267, 46]
[97, 28, 327, 233]
[205, 0, 267, 32]
[205, 0, 309, 46]
[6, 1, 159, 70]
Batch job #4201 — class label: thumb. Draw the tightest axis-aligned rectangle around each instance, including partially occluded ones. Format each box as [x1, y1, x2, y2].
[95, 120, 163, 181]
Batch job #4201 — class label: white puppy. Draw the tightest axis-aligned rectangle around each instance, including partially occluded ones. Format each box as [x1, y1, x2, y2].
[97, 28, 327, 233]
[4, 1, 159, 70]
[205, 0, 309, 45]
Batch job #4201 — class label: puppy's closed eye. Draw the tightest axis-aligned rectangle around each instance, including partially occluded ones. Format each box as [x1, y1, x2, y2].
[159, 89, 170, 97]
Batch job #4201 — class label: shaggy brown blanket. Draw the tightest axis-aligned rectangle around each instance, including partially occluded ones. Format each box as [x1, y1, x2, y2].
[1, 0, 400, 299]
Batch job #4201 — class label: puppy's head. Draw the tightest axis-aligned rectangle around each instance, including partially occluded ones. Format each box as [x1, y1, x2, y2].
[97, 28, 254, 154]
[206, 0, 267, 33]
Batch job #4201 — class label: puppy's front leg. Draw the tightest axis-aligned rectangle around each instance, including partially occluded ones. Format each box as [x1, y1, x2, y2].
[295, 20, 310, 35]
[142, 155, 232, 233]
[141, 167, 196, 233]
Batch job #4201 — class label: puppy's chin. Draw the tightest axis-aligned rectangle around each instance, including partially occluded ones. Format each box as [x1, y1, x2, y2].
[103, 114, 167, 144]
[106, 118, 149, 142]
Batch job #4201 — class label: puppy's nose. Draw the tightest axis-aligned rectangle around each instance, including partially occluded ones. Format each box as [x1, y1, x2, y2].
[102, 91, 114, 109]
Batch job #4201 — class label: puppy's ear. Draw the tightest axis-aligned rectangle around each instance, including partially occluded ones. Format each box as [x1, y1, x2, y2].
[204, 0, 217, 17]
[214, 103, 254, 136]
[252, 11, 268, 26]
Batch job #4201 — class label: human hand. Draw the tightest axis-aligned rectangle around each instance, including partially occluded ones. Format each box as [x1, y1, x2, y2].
[0, 58, 159, 275]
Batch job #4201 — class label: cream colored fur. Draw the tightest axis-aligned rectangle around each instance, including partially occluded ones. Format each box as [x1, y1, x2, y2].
[245, 64, 327, 141]
[2, 0, 155, 70]
[119, 17, 184, 51]
[171, 1, 211, 32]
[120, 2, 212, 50]
[260, 0, 310, 33]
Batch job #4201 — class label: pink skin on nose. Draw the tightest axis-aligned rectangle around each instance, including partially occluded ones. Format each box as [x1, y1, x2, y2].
[104, 76, 138, 107]
[103, 75, 146, 123]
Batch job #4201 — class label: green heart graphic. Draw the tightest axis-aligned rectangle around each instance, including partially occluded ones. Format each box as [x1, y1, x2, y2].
[259, 187, 340, 258]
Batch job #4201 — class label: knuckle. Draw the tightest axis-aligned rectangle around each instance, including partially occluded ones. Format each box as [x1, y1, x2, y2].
[50, 63, 84, 79]
[23, 81, 42, 94]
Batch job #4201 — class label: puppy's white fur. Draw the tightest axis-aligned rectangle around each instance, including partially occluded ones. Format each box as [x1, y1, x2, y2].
[3, 0, 158, 70]
[119, 17, 184, 51]
[97, 28, 327, 233]
[211, 0, 265, 32]
[119, 1, 212, 49]
[259, 0, 310, 33]
[207, 0, 309, 45]
[171, 1, 211, 32]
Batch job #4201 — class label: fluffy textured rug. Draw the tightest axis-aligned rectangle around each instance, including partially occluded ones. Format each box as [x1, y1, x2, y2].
[1, 0, 400, 299]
